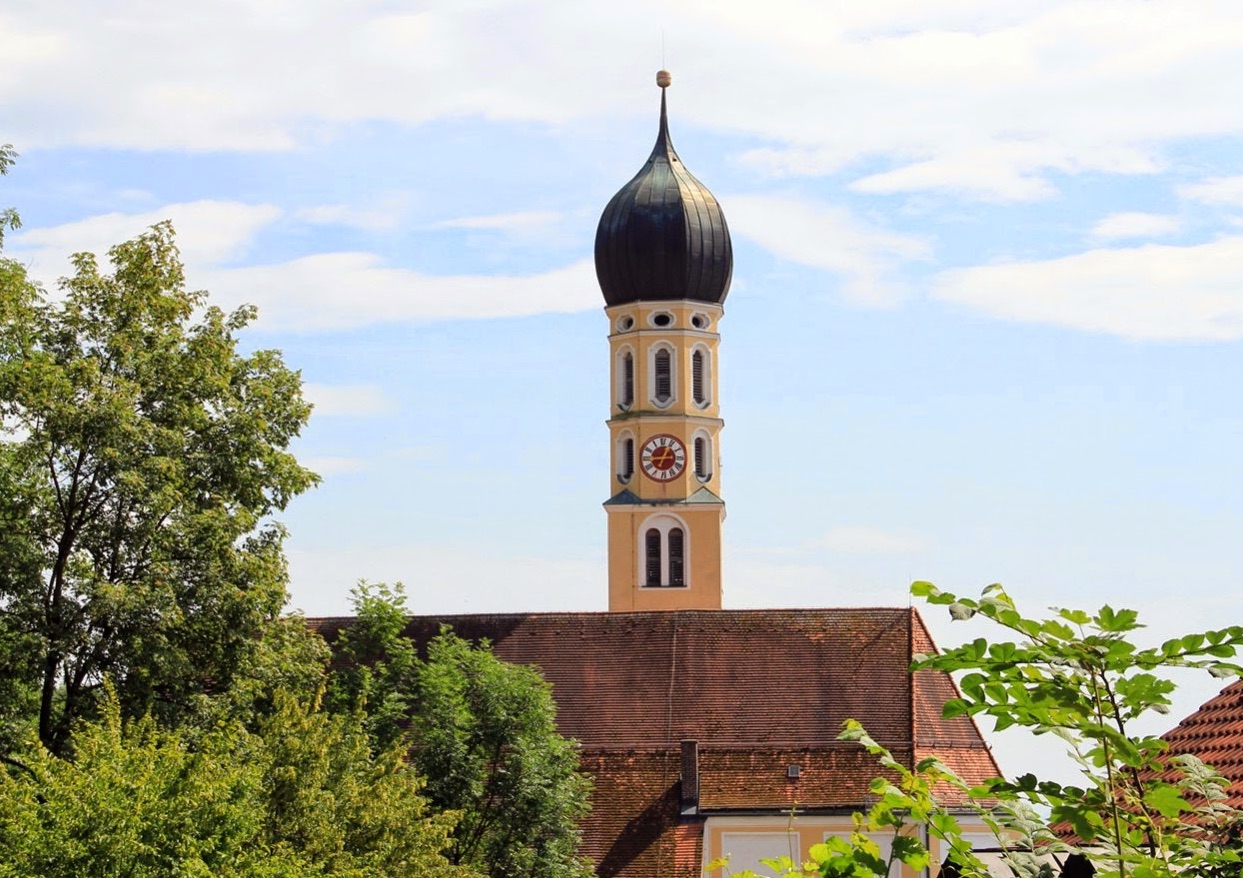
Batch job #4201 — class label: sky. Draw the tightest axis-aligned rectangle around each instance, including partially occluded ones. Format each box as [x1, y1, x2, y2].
[3, 0, 1242, 782]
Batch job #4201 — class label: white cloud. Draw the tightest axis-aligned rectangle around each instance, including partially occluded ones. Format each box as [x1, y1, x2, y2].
[814, 527, 932, 555]
[12, 201, 281, 286]
[726, 194, 930, 306]
[1089, 212, 1183, 242]
[296, 198, 408, 232]
[304, 384, 396, 417]
[203, 255, 599, 332]
[12, 205, 598, 331]
[432, 210, 563, 233]
[933, 236, 1243, 340]
[1179, 175, 1243, 206]
[7, 3, 1243, 200]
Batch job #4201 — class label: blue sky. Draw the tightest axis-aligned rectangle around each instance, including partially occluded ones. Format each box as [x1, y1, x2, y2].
[4, 1, 1242, 779]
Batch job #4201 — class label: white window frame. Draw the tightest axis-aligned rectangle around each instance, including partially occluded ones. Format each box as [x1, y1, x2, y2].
[638, 512, 690, 588]
[691, 428, 713, 482]
[615, 344, 636, 411]
[615, 430, 635, 484]
[690, 343, 712, 408]
[649, 342, 676, 408]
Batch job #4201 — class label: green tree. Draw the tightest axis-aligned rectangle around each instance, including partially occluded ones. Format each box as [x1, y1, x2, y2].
[327, 583, 594, 878]
[325, 580, 420, 754]
[0, 144, 19, 249]
[725, 584, 1243, 878]
[0, 221, 318, 755]
[0, 689, 476, 878]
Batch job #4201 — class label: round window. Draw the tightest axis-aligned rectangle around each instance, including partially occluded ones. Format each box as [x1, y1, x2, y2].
[651, 312, 673, 328]
[691, 313, 709, 329]
[617, 315, 635, 332]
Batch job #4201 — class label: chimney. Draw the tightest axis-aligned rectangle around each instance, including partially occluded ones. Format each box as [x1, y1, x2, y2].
[680, 739, 700, 813]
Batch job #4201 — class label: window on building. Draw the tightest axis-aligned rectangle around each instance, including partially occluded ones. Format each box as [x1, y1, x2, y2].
[694, 435, 710, 481]
[645, 529, 662, 586]
[692, 349, 706, 405]
[640, 516, 689, 588]
[621, 351, 634, 408]
[654, 349, 672, 404]
[668, 528, 685, 586]
[621, 436, 634, 481]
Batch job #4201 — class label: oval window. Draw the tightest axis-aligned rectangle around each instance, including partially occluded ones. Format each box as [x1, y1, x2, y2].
[651, 312, 673, 328]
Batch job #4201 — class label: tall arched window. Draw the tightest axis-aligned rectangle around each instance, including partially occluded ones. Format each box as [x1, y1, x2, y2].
[639, 515, 690, 588]
[668, 528, 685, 586]
[645, 529, 662, 586]
[621, 436, 634, 481]
[692, 349, 706, 405]
[654, 349, 672, 404]
[694, 435, 709, 481]
[621, 351, 634, 407]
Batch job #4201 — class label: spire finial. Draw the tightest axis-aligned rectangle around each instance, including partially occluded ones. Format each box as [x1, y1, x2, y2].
[654, 70, 672, 152]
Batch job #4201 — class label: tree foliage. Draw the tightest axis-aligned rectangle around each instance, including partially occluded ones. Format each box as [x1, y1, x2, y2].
[0, 173, 497, 874]
[0, 221, 318, 753]
[0, 689, 476, 878]
[725, 583, 1243, 878]
[327, 583, 594, 878]
[0, 144, 19, 249]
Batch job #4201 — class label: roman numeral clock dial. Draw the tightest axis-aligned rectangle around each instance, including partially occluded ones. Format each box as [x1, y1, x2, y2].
[640, 434, 687, 481]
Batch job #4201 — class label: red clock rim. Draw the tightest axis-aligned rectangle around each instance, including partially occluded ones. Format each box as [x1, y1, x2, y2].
[640, 434, 685, 481]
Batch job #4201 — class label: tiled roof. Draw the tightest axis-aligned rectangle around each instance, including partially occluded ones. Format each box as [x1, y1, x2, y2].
[1160, 677, 1243, 809]
[579, 750, 699, 878]
[911, 611, 1006, 796]
[310, 608, 999, 878]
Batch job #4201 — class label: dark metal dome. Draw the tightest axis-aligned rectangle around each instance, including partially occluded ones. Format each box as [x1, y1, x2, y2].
[594, 75, 733, 307]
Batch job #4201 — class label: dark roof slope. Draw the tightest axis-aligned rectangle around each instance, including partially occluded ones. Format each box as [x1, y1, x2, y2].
[312, 608, 996, 769]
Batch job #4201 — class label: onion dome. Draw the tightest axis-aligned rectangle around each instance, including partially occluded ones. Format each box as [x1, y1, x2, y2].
[595, 71, 733, 306]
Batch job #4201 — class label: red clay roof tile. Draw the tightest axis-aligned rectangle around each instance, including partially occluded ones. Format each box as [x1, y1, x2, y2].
[1160, 677, 1243, 809]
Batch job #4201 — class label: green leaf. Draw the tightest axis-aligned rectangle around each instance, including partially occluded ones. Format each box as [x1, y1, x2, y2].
[1142, 783, 1192, 818]
[891, 835, 931, 870]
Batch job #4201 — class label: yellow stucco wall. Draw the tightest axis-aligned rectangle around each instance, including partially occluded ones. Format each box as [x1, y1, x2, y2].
[605, 505, 723, 611]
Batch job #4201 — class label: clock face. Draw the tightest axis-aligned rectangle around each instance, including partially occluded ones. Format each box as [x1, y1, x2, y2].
[640, 434, 686, 481]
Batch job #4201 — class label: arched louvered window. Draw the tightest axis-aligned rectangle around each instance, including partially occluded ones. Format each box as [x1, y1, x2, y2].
[639, 515, 690, 588]
[668, 528, 685, 586]
[694, 436, 709, 480]
[621, 352, 634, 408]
[654, 349, 672, 404]
[622, 437, 634, 481]
[692, 349, 706, 405]
[645, 529, 662, 586]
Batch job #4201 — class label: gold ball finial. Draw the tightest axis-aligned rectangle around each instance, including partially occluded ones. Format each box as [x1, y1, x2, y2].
[656, 69, 672, 88]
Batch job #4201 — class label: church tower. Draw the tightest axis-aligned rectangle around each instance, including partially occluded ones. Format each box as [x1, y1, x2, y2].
[595, 71, 733, 612]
